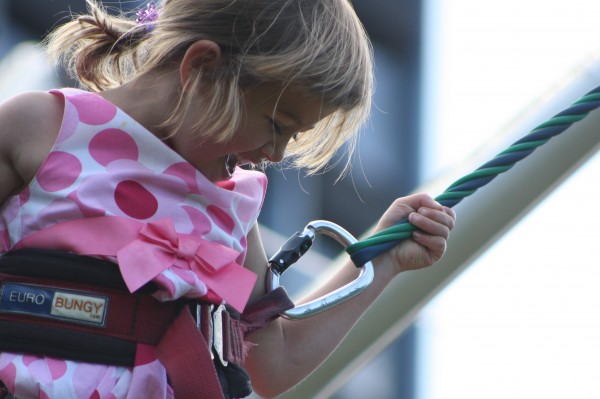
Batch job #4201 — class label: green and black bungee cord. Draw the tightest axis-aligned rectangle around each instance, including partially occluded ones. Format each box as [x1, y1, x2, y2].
[346, 86, 600, 266]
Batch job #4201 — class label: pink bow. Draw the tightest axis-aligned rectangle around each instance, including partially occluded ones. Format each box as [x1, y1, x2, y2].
[117, 219, 256, 311]
[14, 216, 257, 312]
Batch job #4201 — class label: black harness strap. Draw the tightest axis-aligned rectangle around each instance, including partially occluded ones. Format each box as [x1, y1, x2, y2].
[0, 320, 136, 366]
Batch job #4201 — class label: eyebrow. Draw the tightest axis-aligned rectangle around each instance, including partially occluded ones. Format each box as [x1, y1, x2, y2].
[277, 108, 316, 131]
[276, 108, 303, 126]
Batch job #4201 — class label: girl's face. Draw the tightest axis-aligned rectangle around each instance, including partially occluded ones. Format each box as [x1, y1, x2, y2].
[170, 83, 332, 182]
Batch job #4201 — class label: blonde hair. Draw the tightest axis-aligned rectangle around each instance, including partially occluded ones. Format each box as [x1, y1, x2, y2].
[46, 0, 374, 174]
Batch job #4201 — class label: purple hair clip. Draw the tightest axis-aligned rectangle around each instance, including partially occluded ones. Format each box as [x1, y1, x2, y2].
[136, 1, 159, 27]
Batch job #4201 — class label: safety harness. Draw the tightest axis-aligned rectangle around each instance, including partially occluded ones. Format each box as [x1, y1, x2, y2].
[0, 248, 294, 399]
[0, 219, 375, 398]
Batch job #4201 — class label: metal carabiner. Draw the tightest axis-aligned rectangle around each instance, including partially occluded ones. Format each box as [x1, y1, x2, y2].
[267, 220, 374, 320]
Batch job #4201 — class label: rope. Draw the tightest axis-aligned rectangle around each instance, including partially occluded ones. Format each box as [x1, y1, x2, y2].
[346, 86, 600, 266]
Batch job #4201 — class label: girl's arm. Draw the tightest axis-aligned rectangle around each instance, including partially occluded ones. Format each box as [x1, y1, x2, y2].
[0, 92, 63, 204]
[243, 193, 455, 398]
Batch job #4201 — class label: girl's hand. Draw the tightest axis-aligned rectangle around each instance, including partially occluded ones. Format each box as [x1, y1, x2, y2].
[374, 193, 456, 274]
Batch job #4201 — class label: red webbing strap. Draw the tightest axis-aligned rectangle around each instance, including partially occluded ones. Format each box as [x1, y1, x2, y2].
[240, 287, 294, 336]
[156, 307, 225, 399]
[223, 311, 246, 365]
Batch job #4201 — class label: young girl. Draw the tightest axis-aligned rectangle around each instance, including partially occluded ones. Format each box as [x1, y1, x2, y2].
[0, 0, 455, 398]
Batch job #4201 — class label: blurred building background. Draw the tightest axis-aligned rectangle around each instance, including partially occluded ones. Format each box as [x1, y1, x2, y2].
[2, 1, 600, 399]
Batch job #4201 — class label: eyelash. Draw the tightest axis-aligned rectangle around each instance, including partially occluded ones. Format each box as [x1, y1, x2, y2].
[268, 118, 299, 141]
[268, 118, 282, 134]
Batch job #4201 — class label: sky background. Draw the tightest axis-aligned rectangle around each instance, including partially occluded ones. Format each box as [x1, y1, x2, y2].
[419, 1, 600, 398]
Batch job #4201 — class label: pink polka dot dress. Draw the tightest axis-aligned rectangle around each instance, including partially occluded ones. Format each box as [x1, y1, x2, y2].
[0, 88, 268, 398]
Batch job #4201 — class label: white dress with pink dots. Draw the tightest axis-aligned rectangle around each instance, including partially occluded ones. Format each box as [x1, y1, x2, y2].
[0, 88, 268, 399]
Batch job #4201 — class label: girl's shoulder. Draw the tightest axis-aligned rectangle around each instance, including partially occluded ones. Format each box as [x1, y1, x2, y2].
[0, 91, 63, 146]
[0, 91, 64, 199]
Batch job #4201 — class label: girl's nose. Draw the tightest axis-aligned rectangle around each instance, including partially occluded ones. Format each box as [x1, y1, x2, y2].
[270, 142, 286, 163]
[261, 139, 287, 163]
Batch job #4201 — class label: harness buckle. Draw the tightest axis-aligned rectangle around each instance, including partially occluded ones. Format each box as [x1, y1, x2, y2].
[195, 303, 214, 360]
[212, 304, 228, 367]
[268, 220, 374, 320]
[196, 302, 229, 366]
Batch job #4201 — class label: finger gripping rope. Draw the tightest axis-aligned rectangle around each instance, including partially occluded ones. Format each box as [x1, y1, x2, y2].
[346, 87, 600, 266]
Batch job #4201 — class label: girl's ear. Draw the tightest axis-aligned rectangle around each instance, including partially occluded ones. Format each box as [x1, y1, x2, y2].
[179, 40, 222, 88]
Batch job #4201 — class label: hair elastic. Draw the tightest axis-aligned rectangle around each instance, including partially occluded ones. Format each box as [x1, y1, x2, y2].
[136, 1, 159, 27]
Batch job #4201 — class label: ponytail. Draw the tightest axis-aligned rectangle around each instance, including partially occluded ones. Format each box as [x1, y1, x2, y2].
[46, 1, 147, 91]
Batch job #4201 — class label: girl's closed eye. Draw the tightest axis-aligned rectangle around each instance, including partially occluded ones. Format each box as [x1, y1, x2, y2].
[267, 117, 283, 135]
[267, 118, 300, 142]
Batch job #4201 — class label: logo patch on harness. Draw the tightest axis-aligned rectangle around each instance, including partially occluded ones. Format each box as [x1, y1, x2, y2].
[0, 282, 108, 327]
